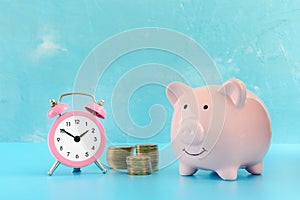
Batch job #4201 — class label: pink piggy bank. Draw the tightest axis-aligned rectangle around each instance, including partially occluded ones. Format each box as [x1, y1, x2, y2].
[166, 79, 271, 180]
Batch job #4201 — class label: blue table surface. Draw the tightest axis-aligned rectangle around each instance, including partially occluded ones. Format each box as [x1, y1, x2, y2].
[0, 143, 299, 200]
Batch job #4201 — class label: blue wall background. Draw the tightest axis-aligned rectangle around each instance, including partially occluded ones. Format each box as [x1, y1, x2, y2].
[0, 0, 299, 144]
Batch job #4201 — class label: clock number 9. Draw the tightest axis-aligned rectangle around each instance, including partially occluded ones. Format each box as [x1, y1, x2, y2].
[57, 137, 60, 142]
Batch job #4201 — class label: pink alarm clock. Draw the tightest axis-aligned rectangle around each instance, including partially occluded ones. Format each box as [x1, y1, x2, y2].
[47, 92, 107, 176]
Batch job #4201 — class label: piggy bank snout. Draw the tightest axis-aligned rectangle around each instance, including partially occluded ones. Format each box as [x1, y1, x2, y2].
[178, 119, 205, 145]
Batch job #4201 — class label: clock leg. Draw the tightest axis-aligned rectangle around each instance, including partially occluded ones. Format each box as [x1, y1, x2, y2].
[94, 160, 107, 174]
[73, 168, 81, 174]
[48, 160, 60, 176]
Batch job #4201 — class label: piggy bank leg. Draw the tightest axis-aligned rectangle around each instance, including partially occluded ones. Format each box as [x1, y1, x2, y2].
[179, 162, 197, 175]
[246, 162, 263, 175]
[215, 167, 238, 180]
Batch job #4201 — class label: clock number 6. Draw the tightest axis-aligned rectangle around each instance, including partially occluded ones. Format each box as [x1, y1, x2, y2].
[75, 154, 79, 159]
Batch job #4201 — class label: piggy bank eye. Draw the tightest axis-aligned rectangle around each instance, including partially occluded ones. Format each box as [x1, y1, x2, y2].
[183, 104, 188, 109]
[203, 105, 208, 110]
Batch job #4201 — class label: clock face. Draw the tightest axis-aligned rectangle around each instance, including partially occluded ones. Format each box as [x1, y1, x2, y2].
[48, 111, 106, 167]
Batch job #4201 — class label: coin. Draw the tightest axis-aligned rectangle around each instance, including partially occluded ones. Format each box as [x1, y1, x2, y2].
[106, 146, 135, 169]
[126, 155, 152, 175]
[136, 144, 159, 171]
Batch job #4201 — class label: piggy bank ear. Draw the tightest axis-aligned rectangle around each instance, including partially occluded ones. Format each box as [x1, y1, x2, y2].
[218, 79, 247, 108]
[166, 82, 191, 105]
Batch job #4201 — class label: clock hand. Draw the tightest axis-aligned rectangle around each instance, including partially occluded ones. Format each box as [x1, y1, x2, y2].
[79, 130, 89, 138]
[60, 129, 75, 138]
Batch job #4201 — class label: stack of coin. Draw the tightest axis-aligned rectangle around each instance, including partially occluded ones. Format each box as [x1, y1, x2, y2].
[136, 144, 159, 171]
[106, 146, 135, 169]
[126, 155, 152, 175]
